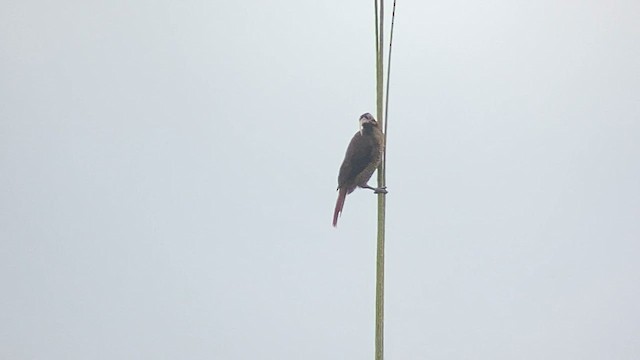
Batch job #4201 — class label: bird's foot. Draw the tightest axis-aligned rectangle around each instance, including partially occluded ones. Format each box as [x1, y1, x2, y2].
[361, 184, 388, 194]
[374, 186, 388, 194]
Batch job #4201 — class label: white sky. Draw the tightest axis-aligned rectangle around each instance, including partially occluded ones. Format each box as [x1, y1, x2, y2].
[1, 0, 639, 359]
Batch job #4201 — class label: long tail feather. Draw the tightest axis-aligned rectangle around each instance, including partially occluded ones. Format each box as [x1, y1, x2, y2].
[333, 188, 347, 227]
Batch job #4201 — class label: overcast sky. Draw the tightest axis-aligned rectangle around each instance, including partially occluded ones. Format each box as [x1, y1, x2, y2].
[1, 0, 639, 359]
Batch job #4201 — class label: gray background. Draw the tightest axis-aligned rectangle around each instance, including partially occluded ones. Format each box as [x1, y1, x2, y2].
[2, 0, 639, 359]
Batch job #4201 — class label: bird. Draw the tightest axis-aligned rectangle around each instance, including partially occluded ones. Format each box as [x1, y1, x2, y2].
[333, 113, 386, 227]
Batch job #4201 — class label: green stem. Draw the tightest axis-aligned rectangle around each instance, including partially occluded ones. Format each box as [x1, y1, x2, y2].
[374, 0, 385, 359]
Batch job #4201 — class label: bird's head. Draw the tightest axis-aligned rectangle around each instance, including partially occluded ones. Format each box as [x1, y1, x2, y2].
[359, 113, 377, 135]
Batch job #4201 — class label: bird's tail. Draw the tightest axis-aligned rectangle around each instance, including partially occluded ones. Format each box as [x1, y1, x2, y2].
[332, 188, 347, 227]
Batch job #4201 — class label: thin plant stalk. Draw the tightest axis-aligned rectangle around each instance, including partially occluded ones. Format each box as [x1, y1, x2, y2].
[374, 0, 385, 359]
[374, 0, 396, 359]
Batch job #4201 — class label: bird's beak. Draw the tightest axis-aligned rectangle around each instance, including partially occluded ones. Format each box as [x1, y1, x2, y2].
[359, 118, 365, 136]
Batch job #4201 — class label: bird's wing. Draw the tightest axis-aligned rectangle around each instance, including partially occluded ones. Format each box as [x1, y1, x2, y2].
[338, 132, 374, 187]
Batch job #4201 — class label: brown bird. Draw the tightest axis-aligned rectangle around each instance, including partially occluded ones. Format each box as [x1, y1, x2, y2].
[333, 113, 386, 227]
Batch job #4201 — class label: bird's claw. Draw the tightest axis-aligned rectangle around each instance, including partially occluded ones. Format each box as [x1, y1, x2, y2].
[374, 186, 388, 194]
